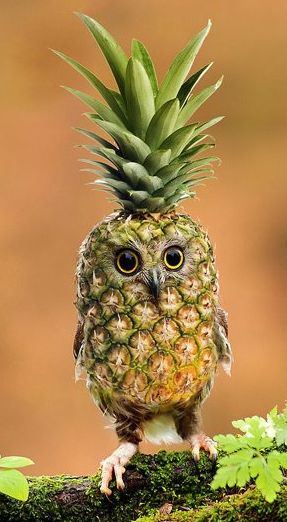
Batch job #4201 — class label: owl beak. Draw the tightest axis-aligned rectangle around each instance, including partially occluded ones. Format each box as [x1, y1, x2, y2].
[148, 268, 161, 299]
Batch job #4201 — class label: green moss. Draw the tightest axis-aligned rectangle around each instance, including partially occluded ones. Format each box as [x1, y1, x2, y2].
[135, 484, 287, 522]
[0, 452, 286, 521]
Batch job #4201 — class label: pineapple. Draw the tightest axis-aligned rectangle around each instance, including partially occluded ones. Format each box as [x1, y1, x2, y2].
[55, 13, 232, 495]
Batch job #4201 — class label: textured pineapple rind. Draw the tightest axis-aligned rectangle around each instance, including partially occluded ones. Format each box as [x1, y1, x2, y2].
[75, 211, 221, 418]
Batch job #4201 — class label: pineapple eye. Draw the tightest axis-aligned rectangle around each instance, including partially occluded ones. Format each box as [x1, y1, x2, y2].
[116, 249, 139, 275]
[163, 247, 184, 270]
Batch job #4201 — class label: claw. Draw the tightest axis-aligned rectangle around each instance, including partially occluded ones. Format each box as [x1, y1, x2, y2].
[114, 464, 126, 490]
[100, 459, 115, 496]
[100, 484, 113, 496]
[191, 454, 201, 477]
[189, 433, 217, 461]
[211, 455, 217, 474]
[100, 442, 138, 495]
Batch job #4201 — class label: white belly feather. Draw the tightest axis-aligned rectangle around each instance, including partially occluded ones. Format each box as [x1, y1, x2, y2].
[143, 414, 183, 444]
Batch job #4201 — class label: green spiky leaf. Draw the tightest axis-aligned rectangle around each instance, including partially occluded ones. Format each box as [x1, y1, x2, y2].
[96, 120, 151, 163]
[80, 144, 115, 161]
[80, 161, 120, 180]
[183, 133, 211, 150]
[95, 178, 128, 193]
[85, 146, 129, 170]
[161, 123, 198, 159]
[143, 149, 172, 175]
[177, 62, 213, 106]
[76, 13, 128, 96]
[75, 128, 117, 150]
[128, 190, 150, 205]
[125, 58, 155, 138]
[139, 196, 166, 212]
[58, 14, 223, 212]
[155, 163, 182, 183]
[195, 116, 224, 134]
[156, 168, 211, 197]
[122, 162, 148, 188]
[165, 190, 192, 208]
[53, 50, 127, 122]
[176, 76, 223, 127]
[174, 142, 215, 163]
[132, 40, 158, 97]
[79, 157, 119, 174]
[156, 20, 212, 109]
[63, 87, 126, 127]
[146, 99, 180, 150]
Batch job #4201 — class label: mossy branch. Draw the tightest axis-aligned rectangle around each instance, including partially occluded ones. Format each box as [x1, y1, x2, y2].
[0, 451, 286, 522]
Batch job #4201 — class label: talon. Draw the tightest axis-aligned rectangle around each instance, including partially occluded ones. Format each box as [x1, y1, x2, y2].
[114, 464, 126, 490]
[211, 451, 218, 462]
[100, 485, 113, 496]
[116, 479, 125, 490]
[191, 455, 201, 476]
[100, 458, 116, 495]
[99, 442, 138, 495]
[189, 433, 217, 461]
[211, 456, 217, 473]
[191, 445, 200, 462]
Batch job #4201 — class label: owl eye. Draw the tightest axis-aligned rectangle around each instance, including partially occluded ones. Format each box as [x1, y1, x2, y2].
[116, 249, 140, 275]
[163, 247, 184, 270]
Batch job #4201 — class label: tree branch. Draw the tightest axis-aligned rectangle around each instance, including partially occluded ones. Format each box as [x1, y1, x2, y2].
[0, 451, 286, 521]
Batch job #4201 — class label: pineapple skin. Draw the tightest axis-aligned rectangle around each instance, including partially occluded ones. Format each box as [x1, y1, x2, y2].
[75, 211, 221, 419]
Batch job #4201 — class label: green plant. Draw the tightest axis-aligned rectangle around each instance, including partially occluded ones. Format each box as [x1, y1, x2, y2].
[211, 405, 287, 502]
[0, 455, 34, 501]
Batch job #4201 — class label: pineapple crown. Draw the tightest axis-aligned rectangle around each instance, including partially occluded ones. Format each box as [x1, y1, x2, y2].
[54, 13, 223, 213]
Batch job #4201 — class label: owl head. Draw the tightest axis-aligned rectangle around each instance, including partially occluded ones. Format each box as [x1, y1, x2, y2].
[77, 212, 215, 315]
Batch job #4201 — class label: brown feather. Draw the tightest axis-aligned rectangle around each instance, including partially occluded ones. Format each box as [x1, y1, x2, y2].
[214, 306, 233, 374]
[217, 306, 228, 336]
[73, 321, 84, 359]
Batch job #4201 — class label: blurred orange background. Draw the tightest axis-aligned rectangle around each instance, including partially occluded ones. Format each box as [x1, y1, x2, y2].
[1, 0, 286, 476]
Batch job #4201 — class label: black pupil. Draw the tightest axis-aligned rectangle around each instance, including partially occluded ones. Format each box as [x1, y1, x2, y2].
[166, 249, 181, 267]
[119, 251, 136, 272]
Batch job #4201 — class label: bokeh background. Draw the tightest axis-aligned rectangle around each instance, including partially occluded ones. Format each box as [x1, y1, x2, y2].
[1, 0, 286, 476]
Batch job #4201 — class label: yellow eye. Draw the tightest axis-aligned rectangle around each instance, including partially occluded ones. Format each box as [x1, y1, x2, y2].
[163, 247, 184, 270]
[116, 249, 140, 275]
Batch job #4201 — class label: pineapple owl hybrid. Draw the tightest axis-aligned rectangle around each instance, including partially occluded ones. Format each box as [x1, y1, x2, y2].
[55, 13, 232, 495]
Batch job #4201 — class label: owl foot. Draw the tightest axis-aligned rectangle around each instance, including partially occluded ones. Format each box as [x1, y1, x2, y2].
[189, 433, 217, 462]
[100, 441, 138, 495]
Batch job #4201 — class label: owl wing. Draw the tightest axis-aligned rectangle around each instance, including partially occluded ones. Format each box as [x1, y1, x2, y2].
[73, 320, 84, 359]
[73, 320, 87, 382]
[214, 306, 233, 375]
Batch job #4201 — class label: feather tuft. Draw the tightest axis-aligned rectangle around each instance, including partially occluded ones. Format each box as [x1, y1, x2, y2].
[143, 414, 183, 444]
